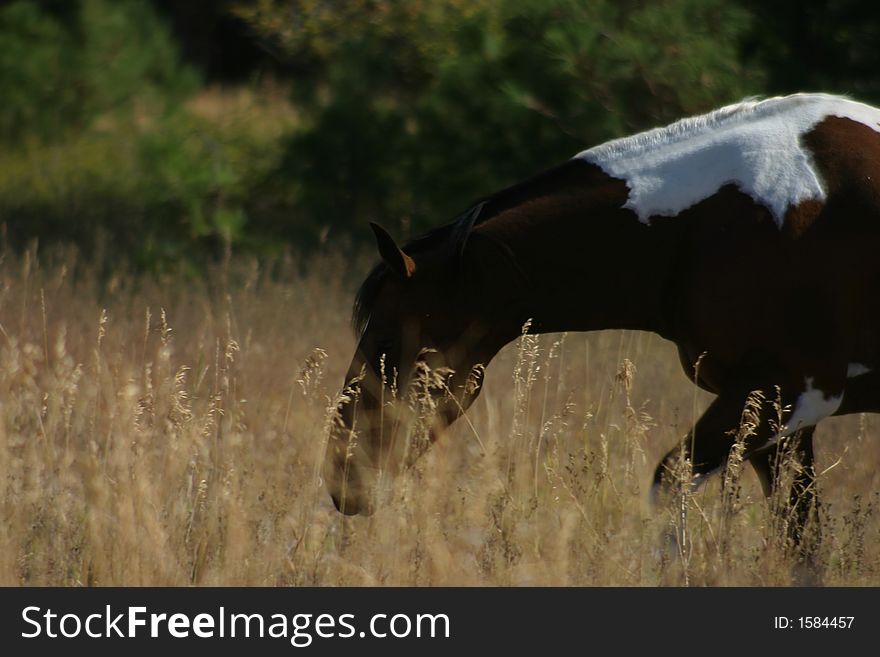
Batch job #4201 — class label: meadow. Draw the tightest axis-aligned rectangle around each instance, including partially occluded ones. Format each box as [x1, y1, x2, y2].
[1, 246, 878, 586]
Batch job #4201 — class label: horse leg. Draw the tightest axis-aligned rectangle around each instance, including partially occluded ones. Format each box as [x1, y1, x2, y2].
[835, 369, 880, 415]
[651, 374, 841, 582]
[651, 387, 772, 498]
[750, 426, 821, 571]
[650, 390, 759, 580]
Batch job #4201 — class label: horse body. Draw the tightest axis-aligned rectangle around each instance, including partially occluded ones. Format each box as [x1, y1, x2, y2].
[326, 93, 880, 553]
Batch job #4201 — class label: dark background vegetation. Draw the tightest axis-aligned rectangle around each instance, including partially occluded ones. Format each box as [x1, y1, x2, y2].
[1, 0, 878, 271]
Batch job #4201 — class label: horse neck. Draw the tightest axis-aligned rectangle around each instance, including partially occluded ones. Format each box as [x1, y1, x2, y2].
[469, 161, 686, 339]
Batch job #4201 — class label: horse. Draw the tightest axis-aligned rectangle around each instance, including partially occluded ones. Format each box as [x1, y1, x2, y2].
[324, 93, 880, 560]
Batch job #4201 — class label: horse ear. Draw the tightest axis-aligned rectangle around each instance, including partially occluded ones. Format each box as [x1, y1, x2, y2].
[369, 222, 416, 278]
[454, 201, 486, 261]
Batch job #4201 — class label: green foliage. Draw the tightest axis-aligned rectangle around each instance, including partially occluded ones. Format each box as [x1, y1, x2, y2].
[136, 105, 288, 258]
[0, 0, 195, 142]
[77, 0, 196, 116]
[240, 0, 758, 238]
[741, 0, 880, 102]
[0, 100, 291, 270]
[0, 0, 280, 270]
[0, 2, 79, 141]
[0, 0, 875, 270]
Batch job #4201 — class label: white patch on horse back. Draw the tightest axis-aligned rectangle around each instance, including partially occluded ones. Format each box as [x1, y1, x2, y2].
[576, 93, 880, 225]
[769, 377, 843, 444]
[847, 362, 872, 378]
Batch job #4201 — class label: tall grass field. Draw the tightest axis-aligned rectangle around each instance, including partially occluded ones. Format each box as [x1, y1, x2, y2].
[1, 246, 878, 586]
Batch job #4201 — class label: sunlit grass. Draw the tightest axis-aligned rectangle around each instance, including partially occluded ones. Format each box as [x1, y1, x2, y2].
[0, 247, 877, 586]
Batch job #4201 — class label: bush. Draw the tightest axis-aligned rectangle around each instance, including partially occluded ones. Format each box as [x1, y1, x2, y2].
[237, 0, 757, 238]
[0, 0, 286, 271]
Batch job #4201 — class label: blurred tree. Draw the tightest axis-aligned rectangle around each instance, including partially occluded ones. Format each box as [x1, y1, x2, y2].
[0, 0, 205, 270]
[152, 0, 284, 82]
[740, 0, 880, 103]
[235, 0, 757, 240]
[0, 1, 80, 141]
[11, 0, 876, 270]
[0, 0, 195, 143]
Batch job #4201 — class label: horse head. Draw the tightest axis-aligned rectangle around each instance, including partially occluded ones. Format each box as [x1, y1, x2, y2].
[324, 210, 519, 515]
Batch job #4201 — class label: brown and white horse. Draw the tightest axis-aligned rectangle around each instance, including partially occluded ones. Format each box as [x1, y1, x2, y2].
[324, 93, 880, 554]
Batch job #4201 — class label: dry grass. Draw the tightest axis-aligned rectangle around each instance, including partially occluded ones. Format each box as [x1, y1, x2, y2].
[1, 246, 878, 586]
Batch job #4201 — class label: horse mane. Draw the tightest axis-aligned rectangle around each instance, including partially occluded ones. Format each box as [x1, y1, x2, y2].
[352, 159, 592, 336]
